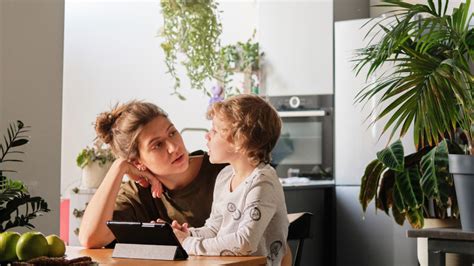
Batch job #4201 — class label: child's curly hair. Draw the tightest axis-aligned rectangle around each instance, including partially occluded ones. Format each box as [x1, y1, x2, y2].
[207, 94, 281, 164]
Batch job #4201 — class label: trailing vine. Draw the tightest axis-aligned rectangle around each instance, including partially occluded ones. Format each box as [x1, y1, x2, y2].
[160, 0, 222, 99]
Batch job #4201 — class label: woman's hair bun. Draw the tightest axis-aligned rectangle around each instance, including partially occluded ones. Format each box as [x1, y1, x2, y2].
[95, 112, 116, 144]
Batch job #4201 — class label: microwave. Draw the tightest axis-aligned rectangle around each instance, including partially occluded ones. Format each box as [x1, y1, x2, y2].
[268, 95, 333, 180]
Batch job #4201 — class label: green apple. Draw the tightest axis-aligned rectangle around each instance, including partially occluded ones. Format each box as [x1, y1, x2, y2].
[16, 231, 49, 261]
[0, 231, 20, 261]
[45, 234, 66, 257]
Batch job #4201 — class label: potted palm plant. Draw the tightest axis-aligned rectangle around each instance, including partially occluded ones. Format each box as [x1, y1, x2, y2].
[358, 0, 472, 226]
[356, 0, 473, 264]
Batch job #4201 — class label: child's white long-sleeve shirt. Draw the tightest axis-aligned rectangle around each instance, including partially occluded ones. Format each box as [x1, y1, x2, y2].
[182, 164, 289, 266]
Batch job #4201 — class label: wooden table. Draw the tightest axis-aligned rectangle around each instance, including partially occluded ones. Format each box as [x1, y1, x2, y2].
[407, 228, 474, 266]
[66, 246, 267, 266]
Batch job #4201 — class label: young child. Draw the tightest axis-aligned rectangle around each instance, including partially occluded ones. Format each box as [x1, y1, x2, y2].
[172, 94, 289, 265]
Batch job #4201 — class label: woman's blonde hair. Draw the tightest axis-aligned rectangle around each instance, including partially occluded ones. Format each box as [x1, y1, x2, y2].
[207, 94, 281, 164]
[95, 100, 168, 160]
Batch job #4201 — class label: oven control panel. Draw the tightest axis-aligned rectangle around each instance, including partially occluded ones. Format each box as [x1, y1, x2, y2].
[268, 95, 332, 111]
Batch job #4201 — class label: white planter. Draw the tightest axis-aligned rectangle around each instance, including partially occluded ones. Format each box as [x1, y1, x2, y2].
[81, 161, 112, 188]
[417, 218, 471, 266]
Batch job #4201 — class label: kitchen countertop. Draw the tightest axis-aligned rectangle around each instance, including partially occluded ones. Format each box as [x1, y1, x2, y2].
[281, 179, 335, 190]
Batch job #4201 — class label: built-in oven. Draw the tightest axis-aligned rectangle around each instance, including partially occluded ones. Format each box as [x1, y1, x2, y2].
[268, 95, 333, 180]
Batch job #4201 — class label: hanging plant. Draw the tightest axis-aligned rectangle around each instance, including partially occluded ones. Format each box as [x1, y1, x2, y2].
[160, 0, 222, 100]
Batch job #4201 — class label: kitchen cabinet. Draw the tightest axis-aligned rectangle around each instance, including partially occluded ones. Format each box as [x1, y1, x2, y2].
[258, 0, 333, 96]
[334, 0, 370, 21]
[284, 183, 335, 266]
[336, 186, 417, 266]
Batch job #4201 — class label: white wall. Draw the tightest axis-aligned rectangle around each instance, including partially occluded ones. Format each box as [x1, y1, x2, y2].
[0, 0, 64, 235]
[61, 0, 257, 195]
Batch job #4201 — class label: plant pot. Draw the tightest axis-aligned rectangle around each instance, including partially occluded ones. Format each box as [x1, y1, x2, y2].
[81, 161, 112, 188]
[449, 154, 474, 231]
[417, 218, 471, 266]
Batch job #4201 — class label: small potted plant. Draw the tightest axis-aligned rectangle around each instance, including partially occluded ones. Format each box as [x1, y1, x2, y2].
[216, 32, 262, 97]
[76, 139, 115, 189]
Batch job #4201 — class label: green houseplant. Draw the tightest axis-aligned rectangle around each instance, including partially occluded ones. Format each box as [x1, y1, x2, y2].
[356, 0, 473, 229]
[76, 139, 115, 189]
[0, 121, 50, 232]
[160, 0, 222, 99]
[76, 140, 115, 169]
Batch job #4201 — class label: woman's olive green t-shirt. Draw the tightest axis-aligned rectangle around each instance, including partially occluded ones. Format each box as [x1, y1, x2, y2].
[113, 151, 226, 227]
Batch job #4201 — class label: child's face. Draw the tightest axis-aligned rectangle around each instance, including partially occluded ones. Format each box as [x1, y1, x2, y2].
[205, 116, 238, 164]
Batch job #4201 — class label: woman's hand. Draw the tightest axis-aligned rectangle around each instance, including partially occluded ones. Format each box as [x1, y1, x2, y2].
[121, 159, 164, 198]
[147, 177, 164, 198]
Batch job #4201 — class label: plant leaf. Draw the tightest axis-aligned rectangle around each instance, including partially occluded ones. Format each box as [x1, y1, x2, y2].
[377, 140, 405, 171]
[420, 140, 450, 209]
[391, 203, 405, 226]
[360, 159, 386, 212]
[377, 169, 395, 215]
[11, 139, 28, 147]
[393, 166, 423, 212]
[0, 195, 50, 232]
[406, 208, 424, 229]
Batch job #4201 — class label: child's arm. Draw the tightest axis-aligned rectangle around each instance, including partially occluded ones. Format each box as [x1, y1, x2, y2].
[182, 175, 280, 256]
[187, 203, 222, 238]
[171, 193, 224, 239]
[185, 168, 230, 239]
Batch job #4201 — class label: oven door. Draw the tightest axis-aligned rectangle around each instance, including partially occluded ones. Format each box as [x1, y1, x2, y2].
[271, 110, 333, 180]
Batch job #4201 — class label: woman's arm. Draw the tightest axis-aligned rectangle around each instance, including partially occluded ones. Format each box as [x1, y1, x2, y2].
[78, 159, 161, 248]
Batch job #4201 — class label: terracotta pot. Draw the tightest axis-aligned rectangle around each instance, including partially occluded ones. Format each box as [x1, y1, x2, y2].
[417, 218, 471, 266]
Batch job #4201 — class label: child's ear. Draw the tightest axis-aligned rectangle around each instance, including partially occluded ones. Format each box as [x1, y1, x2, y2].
[132, 160, 147, 172]
[231, 143, 244, 154]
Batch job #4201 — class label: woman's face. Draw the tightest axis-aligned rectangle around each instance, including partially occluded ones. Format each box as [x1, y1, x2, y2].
[205, 116, 238, 164]
[136, 116, 189, 176]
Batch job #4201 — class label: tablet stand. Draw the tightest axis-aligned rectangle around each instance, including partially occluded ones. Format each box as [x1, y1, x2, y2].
[112, 243, 188, 260]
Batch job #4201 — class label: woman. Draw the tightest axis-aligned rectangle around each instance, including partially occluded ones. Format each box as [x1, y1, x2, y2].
[78, 101, 226, 248]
